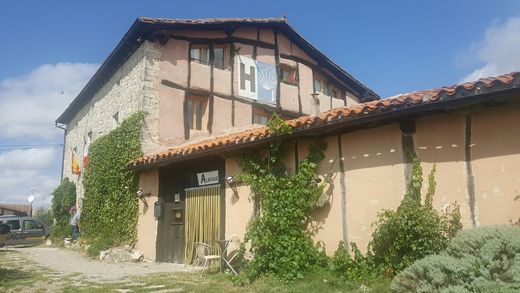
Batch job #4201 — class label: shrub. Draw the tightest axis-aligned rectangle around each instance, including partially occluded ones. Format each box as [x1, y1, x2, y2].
[82, 112, 144, 255]
[329, 241, 381, 284]
[392, 225, 520, 292]
[50, 178, 76, 241]
[369, 158, 462, 274]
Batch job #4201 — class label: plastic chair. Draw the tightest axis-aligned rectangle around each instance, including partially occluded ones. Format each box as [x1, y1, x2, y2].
[193, 242, 221, 276]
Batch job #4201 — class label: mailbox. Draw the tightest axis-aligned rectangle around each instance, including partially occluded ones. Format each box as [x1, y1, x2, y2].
[154, 201, 163, 218]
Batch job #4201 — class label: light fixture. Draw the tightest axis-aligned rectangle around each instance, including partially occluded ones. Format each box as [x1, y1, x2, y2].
[226, 176, 240, 197]
[136, 189, 151, 207]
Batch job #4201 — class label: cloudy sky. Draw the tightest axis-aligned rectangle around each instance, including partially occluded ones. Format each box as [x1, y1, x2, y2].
[0, 1, 519, 208]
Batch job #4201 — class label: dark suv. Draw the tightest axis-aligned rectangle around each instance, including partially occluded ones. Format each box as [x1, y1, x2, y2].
[0, 216, 50, 246]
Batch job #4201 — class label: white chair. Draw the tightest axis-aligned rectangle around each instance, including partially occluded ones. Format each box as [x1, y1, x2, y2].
[193, 242, 221, 276]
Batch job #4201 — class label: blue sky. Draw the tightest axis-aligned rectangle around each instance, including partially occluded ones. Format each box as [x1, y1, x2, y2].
[1, 0, 519, 207]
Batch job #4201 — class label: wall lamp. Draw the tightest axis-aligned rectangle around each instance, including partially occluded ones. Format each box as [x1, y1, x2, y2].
[226, 176, 241, 197]
[136, 190, 151, 207]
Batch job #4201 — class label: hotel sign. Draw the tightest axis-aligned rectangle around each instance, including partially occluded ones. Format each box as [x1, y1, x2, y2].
[197, 170, 219, 186]
[238, 56, 277, 103]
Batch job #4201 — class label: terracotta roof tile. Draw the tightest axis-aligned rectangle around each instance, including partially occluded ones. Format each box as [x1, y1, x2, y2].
[130, 72, 520, 168]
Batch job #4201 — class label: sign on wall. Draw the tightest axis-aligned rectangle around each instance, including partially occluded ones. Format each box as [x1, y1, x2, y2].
[197, 170, 219, 186]
[238, 56, 277, 103]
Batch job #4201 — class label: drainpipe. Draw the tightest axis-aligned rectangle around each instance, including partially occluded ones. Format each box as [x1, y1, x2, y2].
[55, 122, 67, 182]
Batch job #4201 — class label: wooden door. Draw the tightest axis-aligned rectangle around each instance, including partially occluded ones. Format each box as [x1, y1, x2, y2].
[157, 201, 185, 263]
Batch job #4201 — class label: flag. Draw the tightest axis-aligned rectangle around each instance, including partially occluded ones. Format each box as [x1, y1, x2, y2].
[82, 142, 89, 169]
[71, 149, 81, 175]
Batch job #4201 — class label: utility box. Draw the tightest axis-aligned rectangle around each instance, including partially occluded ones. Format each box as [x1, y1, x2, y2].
[154, 201, 163, 218]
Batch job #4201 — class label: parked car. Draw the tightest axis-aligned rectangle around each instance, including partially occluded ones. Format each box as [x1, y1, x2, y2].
[0, 215, 50, 246]
[0, 223, 10, 247]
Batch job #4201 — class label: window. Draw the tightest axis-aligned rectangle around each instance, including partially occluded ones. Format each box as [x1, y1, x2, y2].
[281, 66, 298, 85]
[214, 46, 225, 70]
[24, 220, 43, 230]
[253, 108, 271, 125]
[3, 220, 20, 231]
[190, 45, 210, 65]
[190, 44, 228, 69]
[314, 74, 329, 96]
[330, 87, 340, 99]
[187, 95, 208, 131]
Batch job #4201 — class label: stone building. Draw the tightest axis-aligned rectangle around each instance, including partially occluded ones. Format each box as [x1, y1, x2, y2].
[57, 17, 520, 263]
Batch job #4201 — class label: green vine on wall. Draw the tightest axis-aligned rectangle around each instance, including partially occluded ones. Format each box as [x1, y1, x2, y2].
[82, 112, 144, 253]
[239, 114, 328, 282]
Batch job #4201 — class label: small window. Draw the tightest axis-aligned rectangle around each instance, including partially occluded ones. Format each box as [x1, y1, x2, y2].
[314, 74, 329, 95]
[330, 87, 340, 99]
[214, 46, 225, 70]
[190, 45, 210, 65]
[187, 95, 208, 131]
[253, 108, 271, 125]
[281, 66, 298, 85]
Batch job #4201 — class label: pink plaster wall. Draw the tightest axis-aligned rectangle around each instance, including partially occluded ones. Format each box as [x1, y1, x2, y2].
[170, 29, 228, 38]
[160, 39, 189, 87]
[212, 96, 233, 133]
[280, 82, 299, 112]
[213, 67, 232, 97]
[190, 61, 211, 91]
[158, 85, 185, 145]
[259, 28, 275, 44]
[298, 64, 315, 114]
[232, 28, 258, 40]
[256, 47, 275, 64]
[234, 101, 252, 127]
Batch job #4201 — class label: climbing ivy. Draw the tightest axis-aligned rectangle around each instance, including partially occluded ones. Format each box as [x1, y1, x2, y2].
[82, 112, 144, 252]
[239, 114, 328, 282]
[50, 178, 76, 241]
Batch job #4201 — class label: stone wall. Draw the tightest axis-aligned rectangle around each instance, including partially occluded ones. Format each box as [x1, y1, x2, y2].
[62, 41, 161, 200]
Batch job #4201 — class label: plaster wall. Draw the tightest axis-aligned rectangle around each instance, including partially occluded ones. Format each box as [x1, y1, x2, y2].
[159, 39, 189, 87]
[158, 86, 185, 146]
[136, 169, 159, 260]
[280, 82, 299, 112]
[190, 61, 211, 91]
[342, 124, 406, 251]
[413, 113, 473, 227]
[224, 158, 255, 241]
[212, 96, 233, 133]
[170, 30, 228, 39]
[234, 101, 252, 127]
[471, 105, 520, 225]
[298, 64, 316, 114]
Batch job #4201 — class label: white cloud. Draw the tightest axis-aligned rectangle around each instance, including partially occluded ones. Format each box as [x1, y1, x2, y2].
[0, 63, 97, 208]
[461, 17, 520, 82]
[0, 63, 98, 140]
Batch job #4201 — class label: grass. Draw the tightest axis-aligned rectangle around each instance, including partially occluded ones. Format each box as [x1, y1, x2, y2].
[0, 249, 391, 292]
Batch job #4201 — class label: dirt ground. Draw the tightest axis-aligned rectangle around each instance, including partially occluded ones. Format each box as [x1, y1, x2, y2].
[17, 246, 189, 281]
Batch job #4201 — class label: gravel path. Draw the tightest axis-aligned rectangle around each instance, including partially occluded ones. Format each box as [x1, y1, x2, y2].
[15, 246, 190, 281]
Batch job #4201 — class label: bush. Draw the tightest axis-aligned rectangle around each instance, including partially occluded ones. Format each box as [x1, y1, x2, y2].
[369, 158, 462, 274]
[392, 225, 520, 292]
[50, 178, 76, 241]
[329, 241, 381, 284]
